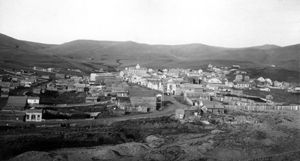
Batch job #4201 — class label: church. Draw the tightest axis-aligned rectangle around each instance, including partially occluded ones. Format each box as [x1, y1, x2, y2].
[126, 64, 148, 76]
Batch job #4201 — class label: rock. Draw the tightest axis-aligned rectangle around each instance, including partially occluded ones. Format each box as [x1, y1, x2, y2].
[211, 129, 225, 134]
[145, 135, 165, 148]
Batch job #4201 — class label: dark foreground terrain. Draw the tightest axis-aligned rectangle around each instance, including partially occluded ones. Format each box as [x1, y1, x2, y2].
[1, 109, 300, 161]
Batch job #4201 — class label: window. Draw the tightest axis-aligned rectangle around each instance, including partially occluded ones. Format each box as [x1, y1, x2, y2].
[37, 115, 41, 120]
[31, 115, 36, 120]
[26, 115, 30, 120]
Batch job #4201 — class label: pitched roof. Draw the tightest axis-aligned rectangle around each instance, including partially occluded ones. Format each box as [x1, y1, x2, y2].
[129, 90, 162, 97]
[3, 96, 27, 111]
[25, 109, 42, 113]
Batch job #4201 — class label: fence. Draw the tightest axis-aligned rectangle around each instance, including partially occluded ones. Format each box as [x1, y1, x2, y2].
[34, 101, 108, 108]
[225, 105, 300, 111]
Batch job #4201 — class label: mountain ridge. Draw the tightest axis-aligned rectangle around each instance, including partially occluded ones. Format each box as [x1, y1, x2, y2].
[0, 33, 299, 72]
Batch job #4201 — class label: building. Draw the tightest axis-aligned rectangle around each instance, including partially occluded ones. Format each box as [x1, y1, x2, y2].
[27, 97, 40, 105]
[234, 82, 251, 89]
[162, 79, 177, 95]
[117, 97, 131, 110]
[33, 88, 42, 94]
[90, 73, 114, 82]
[1, 92, 9, 98]
[200, 100, 224, 114]
[127, 64, 148, 76]
[85, 97, 98, 103]
[25, 109, 42, 122]
[231, 65, 241, 69]
[2, 96, 27, 111]
[206, 78, 222, 84]
[41, 75, 51, 80]
[0, 111, 25, 122]
[129, 90, 162, 111]
[55, 73, 66, 79]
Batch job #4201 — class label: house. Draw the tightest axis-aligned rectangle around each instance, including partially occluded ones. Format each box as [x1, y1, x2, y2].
[41, 75, 51, 80]
[85, 97, 98, 103]
[129, 90, 162, 111]
[117, 91, 129, 97]
[166, 69, 180, 78]
[259, 88, 270, 92]
[273, 81, 283, 87]
[0, 111, 25, 122]
[1, 87, 10, 93]
[25, 109, 43, 122]
[27, 97, 40, 105]
[0, 82, 11, 88]
[33, 88, 41, 94]
[231, 65, 241, 69]
[90, 72, 114, 82]
[2, 96, 27, 111]
[20, 79, 33, 87]
[206, 78, 222, 84]
[117, 97, 131, 110]
[11, 82, 20, 89]
[187, 76, 202, 84]
[1, 92, 9, 98]
[162, 79, 177, 95]
[177, 83, 204, 95]
[147, 79, 163, 91]
[234, 82, 251, 89]
[200, 100, 224, 114]
[74, 83, 88, 92]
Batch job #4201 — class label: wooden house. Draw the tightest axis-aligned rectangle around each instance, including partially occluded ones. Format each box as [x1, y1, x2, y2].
[2, 96, 27, 111]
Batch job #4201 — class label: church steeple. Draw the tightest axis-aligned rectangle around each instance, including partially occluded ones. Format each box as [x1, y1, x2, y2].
[136, 57, 140, 69]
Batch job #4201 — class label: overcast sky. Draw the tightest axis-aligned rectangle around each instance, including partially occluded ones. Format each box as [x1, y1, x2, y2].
[0, 0, 299, 47]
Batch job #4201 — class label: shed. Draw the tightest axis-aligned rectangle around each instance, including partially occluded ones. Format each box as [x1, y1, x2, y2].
[2, 96, 27, 111]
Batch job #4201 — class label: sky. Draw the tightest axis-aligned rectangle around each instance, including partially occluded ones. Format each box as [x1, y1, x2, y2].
[0, 0, 299, 47]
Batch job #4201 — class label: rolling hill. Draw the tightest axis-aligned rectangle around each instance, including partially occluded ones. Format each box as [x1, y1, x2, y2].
[0, 33, 299, 73]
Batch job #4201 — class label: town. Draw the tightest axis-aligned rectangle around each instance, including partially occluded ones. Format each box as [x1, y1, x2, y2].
[1, 63, 300, 161]
[0, 63, 299, 123]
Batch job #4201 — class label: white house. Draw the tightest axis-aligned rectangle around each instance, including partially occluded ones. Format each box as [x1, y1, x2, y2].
[25, 109, 43, 122]
[206, 78, 222, 84]
[234, 82, 251, 89]
[27, 97, 40, 105]
[163, 79, 177, 95]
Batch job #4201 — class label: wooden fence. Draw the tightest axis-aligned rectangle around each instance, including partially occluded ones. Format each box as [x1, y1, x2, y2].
[225, 105, 300, 111]
[34, 101, 108, 108]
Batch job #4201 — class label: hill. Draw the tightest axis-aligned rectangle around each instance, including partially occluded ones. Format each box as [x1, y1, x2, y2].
[0, 33, 299, 74]
[41, 39, 299, 71]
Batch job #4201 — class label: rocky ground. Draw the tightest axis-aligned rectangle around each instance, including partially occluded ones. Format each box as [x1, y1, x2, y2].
[1, 109, 300, 161]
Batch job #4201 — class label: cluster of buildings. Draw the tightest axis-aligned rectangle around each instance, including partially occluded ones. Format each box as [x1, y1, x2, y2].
[0, 67, 165, 122]
[0, 63, 298, 123]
